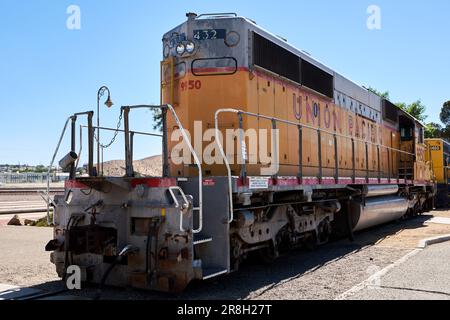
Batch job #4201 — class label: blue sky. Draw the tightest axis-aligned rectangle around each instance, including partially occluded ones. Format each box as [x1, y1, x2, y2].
[0, 0, 449, 165]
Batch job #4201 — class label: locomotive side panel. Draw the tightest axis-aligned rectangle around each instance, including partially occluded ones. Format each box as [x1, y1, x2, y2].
[161, 17, 423, 182]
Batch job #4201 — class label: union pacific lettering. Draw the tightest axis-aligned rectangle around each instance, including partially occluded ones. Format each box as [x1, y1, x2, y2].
[292, 91, 378, 142]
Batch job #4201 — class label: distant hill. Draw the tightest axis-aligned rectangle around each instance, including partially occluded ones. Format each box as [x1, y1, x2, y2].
[101, 155, 162, 177]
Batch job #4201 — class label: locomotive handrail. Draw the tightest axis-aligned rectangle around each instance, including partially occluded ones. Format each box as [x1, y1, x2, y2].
[215, 109, 238, 223]
[217, 109, 415, 156]
[46, 111, 94, 225]
[45, 116, 71, 225]
[214, 108, 417, 208]
[81, 125, 164, 139]
[121, 105, 203, 234]
[196, 13, 238, 19]
[168, 186, 190, 232]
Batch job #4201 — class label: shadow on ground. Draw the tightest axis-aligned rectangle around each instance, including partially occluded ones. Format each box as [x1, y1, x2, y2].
[14, 215, 433, 300]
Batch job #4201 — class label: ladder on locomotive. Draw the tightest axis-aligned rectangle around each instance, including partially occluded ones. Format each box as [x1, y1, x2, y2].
[176, 178, 230, 280]
[159, 104, 230, 280]
[160, 60, 230, 280]
[398, 145, 415, 181]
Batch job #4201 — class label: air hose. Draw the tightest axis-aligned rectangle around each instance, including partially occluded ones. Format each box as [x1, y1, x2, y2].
[94, 245, 139, 300]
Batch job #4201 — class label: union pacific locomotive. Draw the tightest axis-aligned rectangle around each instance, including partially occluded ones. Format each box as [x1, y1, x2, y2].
[46, 13, 436, 293]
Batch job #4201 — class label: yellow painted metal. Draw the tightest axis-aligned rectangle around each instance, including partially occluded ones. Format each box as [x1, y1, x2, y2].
[161, 61, 432, 182]
[160, 57, 175, 105]
[425, 138, 449, 183]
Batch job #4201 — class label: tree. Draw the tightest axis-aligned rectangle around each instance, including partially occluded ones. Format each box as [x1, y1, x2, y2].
[368, 86, 446, 139]
[425, 122, 443, 139]
[440, 101, 450, 127]
[397, 100, 428, 122]
[152, 109, 163, 131]
[367, 87, 390, 100]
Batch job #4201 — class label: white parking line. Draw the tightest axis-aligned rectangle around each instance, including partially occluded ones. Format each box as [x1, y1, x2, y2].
[335, 249, 423, 300]
[0, 284, 18, 292]
[426, 217, 450, 225]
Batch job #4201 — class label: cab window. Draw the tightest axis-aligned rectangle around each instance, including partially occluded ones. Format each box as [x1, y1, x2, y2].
[400, 127, 413, 141]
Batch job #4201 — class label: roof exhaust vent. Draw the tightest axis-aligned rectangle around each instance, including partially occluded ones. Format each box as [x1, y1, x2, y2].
[186, 12, 198, 20]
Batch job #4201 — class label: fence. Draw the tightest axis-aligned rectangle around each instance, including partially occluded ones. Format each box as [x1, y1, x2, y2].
[0, 173, 68, 184]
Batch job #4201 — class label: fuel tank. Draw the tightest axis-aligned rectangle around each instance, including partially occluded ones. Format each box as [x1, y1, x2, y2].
[362, 185, 399, 198]
[350, 196, 408, 232]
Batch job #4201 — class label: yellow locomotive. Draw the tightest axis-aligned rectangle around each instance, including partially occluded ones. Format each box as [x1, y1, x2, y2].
[426, 138, 450, 207]
[46, 13, 436, 293]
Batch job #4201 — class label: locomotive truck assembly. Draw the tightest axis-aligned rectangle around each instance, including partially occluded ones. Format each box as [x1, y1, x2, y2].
[45, 13, 436, 293]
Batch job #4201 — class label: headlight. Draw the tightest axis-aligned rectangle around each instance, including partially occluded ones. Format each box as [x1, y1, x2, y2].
[176, 43, 185, 55]
[225, 31, 240, 47]
[185, 41, 195, 54]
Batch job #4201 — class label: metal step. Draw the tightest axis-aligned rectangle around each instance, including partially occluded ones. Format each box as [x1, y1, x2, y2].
[194, 234, 213, 245]
[202, 267, 228, 280]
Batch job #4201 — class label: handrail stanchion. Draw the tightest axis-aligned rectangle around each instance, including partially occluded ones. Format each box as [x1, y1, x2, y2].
[123, 107, 133, 177]
[271, 119, 279, 179]
[130, 132, 135, 169]
[317, 130, 322, 183]
[388, 148, 392, 182]
[70, 116, 77, 180]
[298, 125, 303, 182]
[215, 109, 239, 224]
[46, 116, 71, 225]
[87, 112, 94, 176]
[162, 107, 170, 178]
[365, 142, 369, 183]
[238, 112, 247, 181]
[377, 145, 381, 183]
[352, 138, 356, 184]
[334, 134, 339, 184]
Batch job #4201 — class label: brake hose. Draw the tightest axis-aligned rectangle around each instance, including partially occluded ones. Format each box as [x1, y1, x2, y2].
[94, 245, 139, 300]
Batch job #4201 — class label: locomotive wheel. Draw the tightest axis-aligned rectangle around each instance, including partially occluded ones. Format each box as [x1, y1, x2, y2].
[258, 235, 282, 264]
[304, 232, 318, 251]
[258, 245, 278, 264]
[317, 219, 332, 245]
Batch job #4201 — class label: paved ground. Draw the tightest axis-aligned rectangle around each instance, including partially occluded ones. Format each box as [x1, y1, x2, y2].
[0, 227, 57, 286]
[342, 242, 450, 300]
[1, 210, 450, 300]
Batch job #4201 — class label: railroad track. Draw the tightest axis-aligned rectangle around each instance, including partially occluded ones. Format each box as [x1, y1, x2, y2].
[0, 187, 64, 215]
[0, 202, 48, 215]
[0, 187, 64, 195]
[18, 289, 71, 300]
